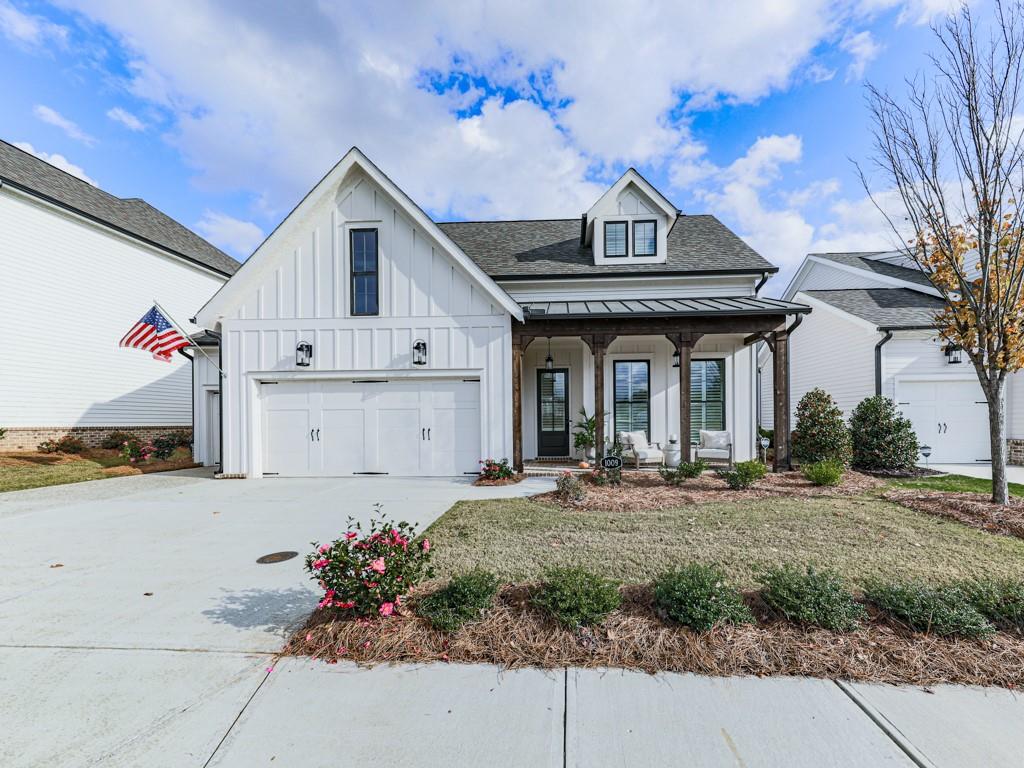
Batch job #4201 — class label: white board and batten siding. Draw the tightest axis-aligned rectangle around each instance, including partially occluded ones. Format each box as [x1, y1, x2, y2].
[213, 170, 512, 477]
[0, 188, 225, 429]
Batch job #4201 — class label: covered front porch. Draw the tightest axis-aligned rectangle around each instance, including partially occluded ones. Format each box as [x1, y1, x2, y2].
[510, 296, 810, 473]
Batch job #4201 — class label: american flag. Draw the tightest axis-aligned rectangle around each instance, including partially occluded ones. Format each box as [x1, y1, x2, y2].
[119, 305, 190, 362]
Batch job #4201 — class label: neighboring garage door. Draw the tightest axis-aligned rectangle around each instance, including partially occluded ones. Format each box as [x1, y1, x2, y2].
[897, 378, 991, 464]
[262, 379, 481, 476]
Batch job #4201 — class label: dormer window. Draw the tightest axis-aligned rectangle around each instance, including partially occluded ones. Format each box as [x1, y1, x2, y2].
[604, 221, 627, 257]
[633, 220, 656, 257]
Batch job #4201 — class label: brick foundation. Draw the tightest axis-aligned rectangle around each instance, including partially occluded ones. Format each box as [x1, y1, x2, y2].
[1010, 439, 1024, 466]
[0, 426, 190, 452]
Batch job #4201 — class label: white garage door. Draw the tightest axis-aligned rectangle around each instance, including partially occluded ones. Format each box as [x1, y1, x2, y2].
[897, 379, 990, 464]
[262, 379, 481, 477]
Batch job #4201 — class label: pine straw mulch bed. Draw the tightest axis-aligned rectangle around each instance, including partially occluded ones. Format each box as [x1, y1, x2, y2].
[884, 489, 1024, 540]
[283, 584, 1024, 688]
[531, 469, 882, 513]
[473, 474, 527, 487]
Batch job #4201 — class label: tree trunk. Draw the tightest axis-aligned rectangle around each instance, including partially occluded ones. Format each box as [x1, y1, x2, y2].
[984, 377, 1009, 506]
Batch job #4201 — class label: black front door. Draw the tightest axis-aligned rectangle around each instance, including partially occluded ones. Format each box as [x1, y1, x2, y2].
[537, 368, 569, 457]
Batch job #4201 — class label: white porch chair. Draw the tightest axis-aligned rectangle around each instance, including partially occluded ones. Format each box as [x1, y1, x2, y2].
[695, 430, 733, 467]
[618, 431, 664, 469]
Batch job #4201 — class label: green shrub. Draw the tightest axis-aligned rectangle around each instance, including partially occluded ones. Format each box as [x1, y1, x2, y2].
[556, 471, 585, 504]
[653, 564, 753, 631]
[0, 426, 6, 441]
[716, 460, 767, 490]
[101, 430, 138, 450]
[533, 567, 621, 628]
[802, 459, 844, 487]
[864, 580, 993, 638]
[37, 439, 60, 454]
[479, 458, 514, 481]
[849, 396, 919, 472]
[759, 565, 866, 631]
[151, 435, 180, 461]
[166, 429, 193, 448]
[959, 578, 1024, 631]
[658, 459, 707, 485]
[417, 569, 501, 632]
[792, 388, 851, 465]
[38, 435, 85, 454]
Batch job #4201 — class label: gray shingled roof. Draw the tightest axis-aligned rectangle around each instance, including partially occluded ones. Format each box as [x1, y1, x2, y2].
[522, 295, 810, 319]
[0, 139, 238, 276]
[804, 288, 945, 328]
[811, 252, 932, 287]
[438, 215, 775, 278]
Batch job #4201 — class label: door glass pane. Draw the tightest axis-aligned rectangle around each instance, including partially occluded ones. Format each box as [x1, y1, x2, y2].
[539, 371, 566, 432]
[614, 361, 649, 439]
[690, 360, 725, 444]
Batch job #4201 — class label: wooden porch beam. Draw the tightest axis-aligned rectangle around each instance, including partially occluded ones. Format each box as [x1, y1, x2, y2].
[515, 314, 788, 339]
[772, 329, 791, 472]
[666, 334, 699, 463]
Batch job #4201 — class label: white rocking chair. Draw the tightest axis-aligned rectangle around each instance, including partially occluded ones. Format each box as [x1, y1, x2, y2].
[618, 431, 664, 469]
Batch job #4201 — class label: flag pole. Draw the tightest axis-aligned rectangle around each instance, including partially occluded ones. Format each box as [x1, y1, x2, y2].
[152, 299, 225, 379]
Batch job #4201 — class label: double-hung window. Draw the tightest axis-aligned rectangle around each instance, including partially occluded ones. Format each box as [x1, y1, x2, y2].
[350, 228, 379, 316]
[604, 221, 627, 257]
[633, 220, 656, 256]
[690, 359, 725, 444]
[613, 360, 650, 439]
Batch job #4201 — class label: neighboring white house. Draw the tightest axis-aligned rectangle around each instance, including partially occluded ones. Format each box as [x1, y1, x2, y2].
[758, 251, 1024, 465]
[194, 147, 808, 478]
[0, 139, 238, 451]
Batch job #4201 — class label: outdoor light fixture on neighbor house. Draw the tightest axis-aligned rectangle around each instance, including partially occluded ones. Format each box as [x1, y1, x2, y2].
[672, 349, 681, 368]
[296, 341, 312, 367]
[944, 343, 963, 364]
[412, 339, 427, 366]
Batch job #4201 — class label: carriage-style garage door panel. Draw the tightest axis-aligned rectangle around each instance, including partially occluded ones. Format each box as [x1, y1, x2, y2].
[262, 379, 480, 476]
[897, 378, 990, 464]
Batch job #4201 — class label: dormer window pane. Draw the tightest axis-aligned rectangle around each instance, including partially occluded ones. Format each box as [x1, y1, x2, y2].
[633, 220, 656, 257]
[604, 221, 627, 257]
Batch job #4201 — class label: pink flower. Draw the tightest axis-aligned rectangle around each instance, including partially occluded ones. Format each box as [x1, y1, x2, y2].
[312, 558, 329, 570]
[317, 588, 336, 609]
[369, 558, 386, 573]
[363, 581, 379, 589]
[421, 538, 431, 553]
[334, 600, 355, 609]
[344, 532, 357, 540]
[338, 646, 348, 655]
[318, 544, 331, 554]
[379, 602, 394, 617]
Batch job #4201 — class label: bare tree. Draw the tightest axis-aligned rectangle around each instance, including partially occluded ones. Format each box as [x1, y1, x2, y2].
[862, 0, 1024, 505]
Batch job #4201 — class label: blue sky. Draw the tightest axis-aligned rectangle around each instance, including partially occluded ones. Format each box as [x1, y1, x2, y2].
[0, 0, 971, 290]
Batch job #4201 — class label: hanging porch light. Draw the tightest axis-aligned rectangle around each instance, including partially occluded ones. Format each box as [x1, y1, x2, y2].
[545, 337, 554, 370]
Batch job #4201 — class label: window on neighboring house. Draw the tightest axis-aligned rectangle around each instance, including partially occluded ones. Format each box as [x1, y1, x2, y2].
[633, 220, 656, 256]
[690, 359, 725, 444]
[614, 360, 650, 439]
[350, 228, 379, 316]
[604, 221, 627, 257]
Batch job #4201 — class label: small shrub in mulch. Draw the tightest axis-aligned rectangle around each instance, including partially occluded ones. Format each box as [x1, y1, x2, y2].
[555, 472, 585, 505]
[653, 564, 752, 631]
[658, 459, 707, 486]
[478, 458, 514, 482]
[864, 580, 994, 638]
[791, 388, 852, 466]
[416, 569, 501, 632]
[37, 436, 85, 454]
[960, 578, 1024, 632]
[716, 460, 767, 490]
[759, 565, 866, 632]
[802, 459, 844, 487]
[849, 396, 919, 472]
[532, 567, 621, 628]
[101, 430, 138, 449]
[884, 489, 1024, 540]
[285, 583, 1024, 688]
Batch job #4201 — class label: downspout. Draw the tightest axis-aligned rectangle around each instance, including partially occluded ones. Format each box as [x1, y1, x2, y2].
[754, 272, 770, 295]
[874, 331, 893, 397]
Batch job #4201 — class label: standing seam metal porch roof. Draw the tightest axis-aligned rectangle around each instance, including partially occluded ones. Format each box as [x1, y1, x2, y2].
[520, 296, 811, 319]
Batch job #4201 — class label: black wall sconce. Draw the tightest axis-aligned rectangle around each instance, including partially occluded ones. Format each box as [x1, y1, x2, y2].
[944, 343, 963, 365]
[412, 339, 428, 366]
[671, 349, 680, 368]
[296, 341, 313, 367]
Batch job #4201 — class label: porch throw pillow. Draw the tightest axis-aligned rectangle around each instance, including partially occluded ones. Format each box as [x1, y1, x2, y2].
[620, 431, 649, 450]
[700, 430, 730, 450]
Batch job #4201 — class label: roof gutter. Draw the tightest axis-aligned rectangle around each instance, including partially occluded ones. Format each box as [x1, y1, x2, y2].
[495, 266, 780, 282]
[874, 331, 893, 396]
[754, 272, 770, 294]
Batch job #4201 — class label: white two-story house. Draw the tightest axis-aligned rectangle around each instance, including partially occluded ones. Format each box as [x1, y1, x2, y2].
[192, 148, 809, 478]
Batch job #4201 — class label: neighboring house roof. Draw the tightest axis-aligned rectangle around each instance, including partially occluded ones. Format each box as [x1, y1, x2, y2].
[803, 288, 945, 329]
[521, 295, 810, 319]
[0, 139, 238, 276]
[810, 252, 932, 287]
[438, 214, 775, 279]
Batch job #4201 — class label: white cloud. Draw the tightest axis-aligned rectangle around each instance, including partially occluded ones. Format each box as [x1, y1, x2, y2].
[195, 210, 264, 257]
[32, 104, 96, 146]
[0, 0, 68, 49]
[840, 30, 882, 81]
[106, 106, 146, 131]
[12, 141, 96, 185]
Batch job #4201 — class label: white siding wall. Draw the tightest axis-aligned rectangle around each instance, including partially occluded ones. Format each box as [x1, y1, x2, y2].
[880, 332, 950, 401]
[212, 171, 512, 476]
[799, 261, 891, 292]
[0, 189, 226, 428]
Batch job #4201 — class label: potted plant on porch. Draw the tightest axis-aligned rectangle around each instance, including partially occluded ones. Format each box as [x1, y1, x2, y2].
[573, 407, 597, 463]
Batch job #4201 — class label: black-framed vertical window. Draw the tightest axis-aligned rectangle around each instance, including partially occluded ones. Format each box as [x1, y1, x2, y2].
[350, 228, 379, 316]
[604, 221, 627, 257]
[690, 359, 725, 444]
[614, 360, 650, 439]
[633, 220, 656, 256]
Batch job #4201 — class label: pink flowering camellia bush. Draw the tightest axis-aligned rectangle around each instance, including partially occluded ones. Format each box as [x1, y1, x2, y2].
[305, 505, 434, 618]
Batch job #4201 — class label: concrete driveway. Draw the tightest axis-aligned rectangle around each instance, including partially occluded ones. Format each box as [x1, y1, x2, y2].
[925, 462, 1024, 483]
[2, 470, 1023, 767]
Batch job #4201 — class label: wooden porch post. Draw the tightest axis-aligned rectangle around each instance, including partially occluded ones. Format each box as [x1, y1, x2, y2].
[772, 329, 790, 471]
[582, 334, 611, 456]
[679, 342, 692, 463]
[512, 337, 525, 472]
